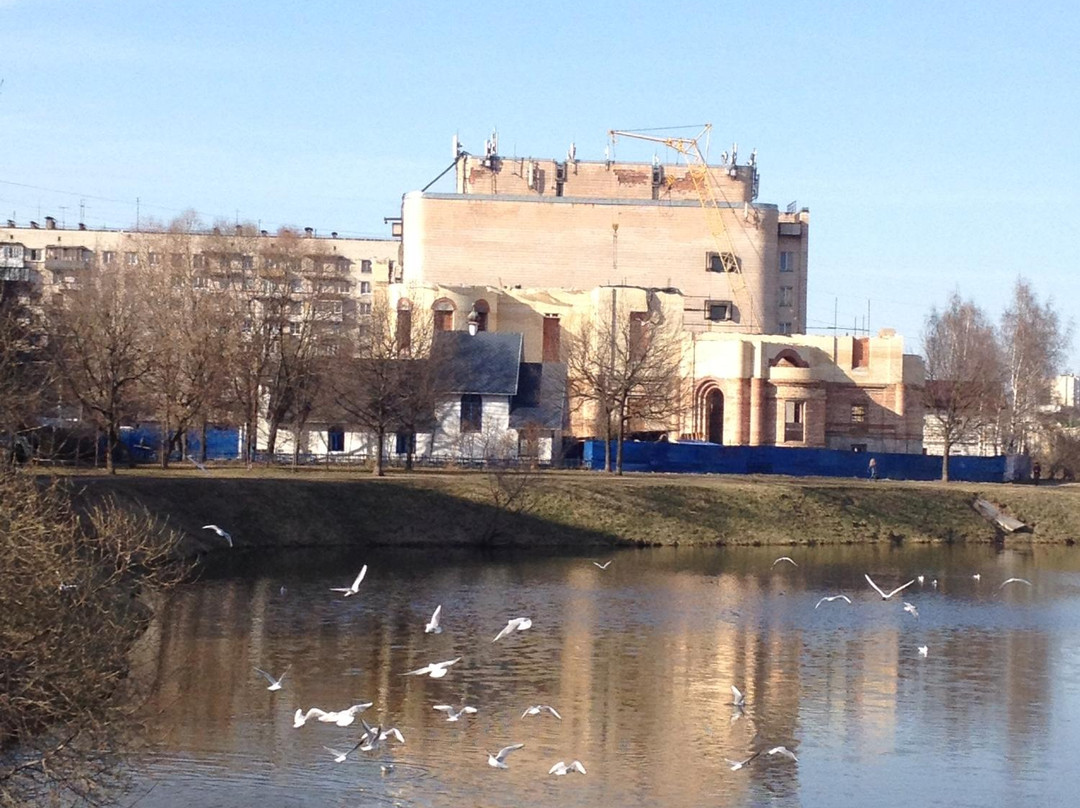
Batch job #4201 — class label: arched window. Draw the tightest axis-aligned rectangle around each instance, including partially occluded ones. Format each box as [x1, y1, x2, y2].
[396, 298, 412, 350]
[770, 348, 808, 368]
[432, 298, 455, 332]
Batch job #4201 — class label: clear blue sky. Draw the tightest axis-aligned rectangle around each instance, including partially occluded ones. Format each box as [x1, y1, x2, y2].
[3, 0, 1078, 365]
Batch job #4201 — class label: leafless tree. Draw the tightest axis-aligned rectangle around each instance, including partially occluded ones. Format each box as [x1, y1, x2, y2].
[566, 289, 686, 474]
[999, 278, 1071, 454]
[0, 288, 48, 465]
[45, 253, 152, 473]
[329, 292, 435, 475]
[922, 293, 1005, 481]
[0, 471, 186, 806]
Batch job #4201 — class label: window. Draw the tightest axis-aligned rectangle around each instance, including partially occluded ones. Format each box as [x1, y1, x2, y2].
[125, 252, 138, 266]
[853, 337, 870, 368]
[327, 426, 345, 453]
[706, 251, 739, 273]
[705, 300, 732, 322]
[192, 254, 206, 269]
[358, 302, 372, 316]
[784, 400, 805, 443]
[361, 259, 372, 274]
[395, 432, 416, 455]
[360, 281, 371, 294]
[778, 286, 794, 307]
[290, 278, 304, 293]
[778, 321, 793, 335]
[170, 253, 184, 267]
[102, 251, 116, 265]
[851, 404, 867, 423]
[460, 394, 482, 433]
[242, 255, 254, 270]
[779, 251, 796, 272]
[397, 301, 412, 350]
[472, 299, 490, 332]
[148, 252, 160, 266]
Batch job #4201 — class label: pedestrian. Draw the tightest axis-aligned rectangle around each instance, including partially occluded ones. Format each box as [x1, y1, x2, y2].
[1032, 461, 1041, 485]
[868, 456, 878, 480]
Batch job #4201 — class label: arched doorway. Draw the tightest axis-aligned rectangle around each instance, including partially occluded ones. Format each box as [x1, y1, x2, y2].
[706, 389, 724, 444]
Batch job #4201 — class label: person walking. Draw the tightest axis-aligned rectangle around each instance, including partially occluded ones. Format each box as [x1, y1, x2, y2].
[868, 456, 878, 480]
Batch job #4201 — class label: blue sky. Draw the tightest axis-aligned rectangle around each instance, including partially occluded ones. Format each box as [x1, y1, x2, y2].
[2, 0, 1078, 364]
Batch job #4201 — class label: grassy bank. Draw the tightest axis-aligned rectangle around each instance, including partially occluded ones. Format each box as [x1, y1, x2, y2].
[50, 467, 1080, 552]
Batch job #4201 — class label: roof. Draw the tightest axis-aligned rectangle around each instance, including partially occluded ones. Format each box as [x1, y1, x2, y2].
[510, 362, 568, 430]
[434, 331, 522, 395]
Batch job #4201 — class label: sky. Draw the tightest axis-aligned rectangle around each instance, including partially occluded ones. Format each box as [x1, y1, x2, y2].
[2, 0, 1078, 365]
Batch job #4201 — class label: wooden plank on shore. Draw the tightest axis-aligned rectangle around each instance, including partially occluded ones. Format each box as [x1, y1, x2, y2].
[973, 498, 1030, 533]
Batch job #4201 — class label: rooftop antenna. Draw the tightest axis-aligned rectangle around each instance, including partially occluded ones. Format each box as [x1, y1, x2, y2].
[567, 141, 576, 162]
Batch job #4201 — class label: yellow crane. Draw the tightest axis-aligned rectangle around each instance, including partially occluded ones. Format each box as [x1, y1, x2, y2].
[608, 124, 762, 331]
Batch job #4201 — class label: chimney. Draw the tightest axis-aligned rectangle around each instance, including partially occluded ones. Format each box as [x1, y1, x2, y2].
[331, 231, 338, 239]
[45, 216, 56, 229]
[78, 223, 87, 230]
[212, 227, 221, 235]
[304, 227, 314, 238]
[30, 221, 39, 229]
[6, 220, 14, 228]
[260, 230, 268, 237]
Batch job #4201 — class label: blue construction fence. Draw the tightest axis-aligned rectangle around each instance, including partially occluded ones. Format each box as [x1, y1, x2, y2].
[118, 425, 241, 463]
[583, 440, 1012, 483]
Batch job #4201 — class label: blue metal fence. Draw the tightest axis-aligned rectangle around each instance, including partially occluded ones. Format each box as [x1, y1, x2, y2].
[583, 441, 1008, 483]
[119, 425, 240, 462]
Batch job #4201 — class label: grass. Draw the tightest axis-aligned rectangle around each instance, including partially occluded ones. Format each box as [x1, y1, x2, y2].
[45, 465, 1080, 553]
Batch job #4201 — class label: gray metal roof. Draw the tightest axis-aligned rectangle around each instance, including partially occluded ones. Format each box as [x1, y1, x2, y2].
[433, 331, 523, 395]
[509, 362, 568, 430]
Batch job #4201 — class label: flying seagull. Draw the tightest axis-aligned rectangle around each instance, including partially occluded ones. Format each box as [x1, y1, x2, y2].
[488, 743, 525, 769]
[903, 602, 919, 619]
[434, 704, 477, 722]
[324, 743, 361, 763]
[999, 577, 1033, 589]
[593, 561, 612, 570]
[972, 573, 981, 581]
[864, 573, 915, 600]
[522, 704, 562, 720]
[730, 685, 746, 708]
[201, 524, 232, 547]
[316, 702, 374, 727]
[360, 724, 405, 751]
[918, 645, 929, 657]
[330, 565, 368, 597]
[253, 666, 290, 691]
[404, 657, 461, 679]
[765, 746, 799, 762]
[727, 746, 798, 771]
[549, 760, 587, 776]
[424, 605, 443, 634]
[293, 707, 327, 728]
[917, 575, 925, 585]
[772, 556, 798, 568]
[493, 617, 533, 642]
[815, 595, 852, 609]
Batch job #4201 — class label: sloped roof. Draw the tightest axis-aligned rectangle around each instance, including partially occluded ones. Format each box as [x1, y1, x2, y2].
[510, 362, 568, 430]
[433, 331, 523, 395]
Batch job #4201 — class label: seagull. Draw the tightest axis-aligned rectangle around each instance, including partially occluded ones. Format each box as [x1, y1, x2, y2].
[404, 657, 461, 679]
[317, 702, 374, 727]
[727, 746, 798, 770]
[253, 666, 290, 691]
[488, 743, 525, 769]
[434, 704, 477, 722]
[522, 705, 562, 720]
[323, 742, 362, 763]
[972, 573, 981, 582]
[424, 605, 443, 634]
[330, 565, 368, 597]
[201, 524, 232, 547]
[903, 602, 919, 618]
[293, 707, 328, 728]
[917, 575, 925, 585]
[999, 577, 1033, 589]
[730, 685, 746, 708]
[58, 582, 78, 592]
[380, 763, 394, 775]
[593, 561, 612, 570]
[765, 746, 799, 762]
[918, 645, 929, 657]
[772, 556, 798, 568]
[931, 579, 939, 589]
[864, 573, 915, 600]
[726, 752, 761, 771]
[493, 617, 533, 642]
[815, 595, 852, 609]
[549, 760, 587, 776]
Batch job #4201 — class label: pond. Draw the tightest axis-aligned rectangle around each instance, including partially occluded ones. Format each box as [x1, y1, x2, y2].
[127, 543, 1080, 807]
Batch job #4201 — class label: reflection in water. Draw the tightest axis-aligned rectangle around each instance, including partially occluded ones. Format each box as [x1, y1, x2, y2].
[129, 544, 1080, 808]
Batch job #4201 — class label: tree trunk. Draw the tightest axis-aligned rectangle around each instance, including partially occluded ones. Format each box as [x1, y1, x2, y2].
[374, 427, 385, 476]
[199, 417, 208, 464]
[616, 400, 626, 475]
[941, 437, 952, 482]
[603, 411, 613, 472]
[106, 424, 117, 475]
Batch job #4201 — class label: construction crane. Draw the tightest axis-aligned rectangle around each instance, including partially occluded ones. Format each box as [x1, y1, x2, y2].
[608, 124, 763, 331]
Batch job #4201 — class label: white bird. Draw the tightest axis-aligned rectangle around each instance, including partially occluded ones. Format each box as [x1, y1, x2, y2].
[903, 602, 919, 618]
[330, 565, 368, 597]
[593, 561, 612, 570]
[434, 704, 477, 722]
[726, 752, 760, 771]
[293, 707, 327, 728]
[358, 720, 405, 751]
[765, 746, 799, 762]
[253, 666, 290, 691]
[864, 573, 915, 600]
[404, 657, 461, 679]
[931, 578, 939, 589]
[999, 577, 1033, 589]
[201, 524, 232, 547]
[324, 744, 359, 763]
[727, 746, 798, 770]
[424, 604, 443, 634]
[815, 594, 852, 608]
[730, 685, 746, 708]
[917, 575, 925, 585]
[918, 645, 929, 657]
[772, 556, 798, 568]
[488, 743, 525, 768]
[493, 617, 533, 642]
[972, 573, 981, 582]
[549, 760, 587, 776]
[317, 702, 373, 727]
[522, 704, 562, 720]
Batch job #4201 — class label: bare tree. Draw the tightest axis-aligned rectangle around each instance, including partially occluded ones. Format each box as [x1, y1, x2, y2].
[0, 471, 186, 806]
[46, 254, 152, 473]
[922, 293, 1005, 481]
[330, 292, 435, 475]
[999, 278, 1071, 454]
[0, 288, 47, 465]
[567, 289, 685, 474]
